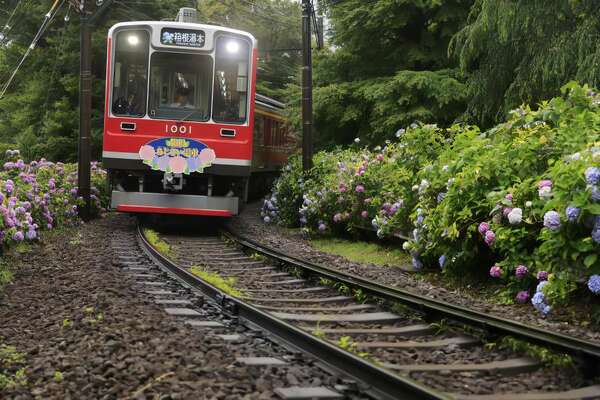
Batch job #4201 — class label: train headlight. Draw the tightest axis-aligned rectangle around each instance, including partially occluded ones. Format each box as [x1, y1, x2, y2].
[127, 35, 140, 46]
[225, 40, 240, 54]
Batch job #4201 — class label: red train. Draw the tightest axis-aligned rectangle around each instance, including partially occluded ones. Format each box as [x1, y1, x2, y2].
[102, 17, 294, 217]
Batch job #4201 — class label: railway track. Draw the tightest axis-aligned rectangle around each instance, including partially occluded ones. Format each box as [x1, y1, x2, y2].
[139, 224, 600, 399]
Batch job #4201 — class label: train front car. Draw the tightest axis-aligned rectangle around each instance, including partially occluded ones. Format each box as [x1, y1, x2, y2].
[103, 21, 257, 216]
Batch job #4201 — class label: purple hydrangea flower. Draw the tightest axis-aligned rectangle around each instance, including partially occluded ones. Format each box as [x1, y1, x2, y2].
[416, 215, 424, 226]
[12, 231, 24, 242]
[333, 213, 342, 223]
[4, 180, 14, 194]
[376, 154, 384, 161]
[489, 265, 502, 278]
[585, 167, 600, 185]
[515, 265, 528, 278]
[505, 193, 513, 201]
[361, 210, 368, 218]
[503, 206, 513, 217]
[537, 271, 549, 281]
[339, 183, 346, 193]
[478, 222, 490, 234]
[26, 229, 37, 240]
[538, 180, 553, 189]
[543, 211, 561, 230]
[355, 184, 365, 193]
[515, 291, 529, 304]
[47, 223, 53, 230]
[565, 206, 580, 222]
[484, 230, 496, 246]
[588, 275, 600, 294]
[318, 223, 327, 231]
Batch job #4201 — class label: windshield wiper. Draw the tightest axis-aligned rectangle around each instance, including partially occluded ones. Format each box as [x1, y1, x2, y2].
[177, 109, 197, 122]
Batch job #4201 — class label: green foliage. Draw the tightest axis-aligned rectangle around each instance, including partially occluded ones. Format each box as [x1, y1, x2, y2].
[269, 83, 600, 311]
[498, 336, 573, 368]
[189, 266, 245, 298]
[0, 343, 27, 390]
[450, 0, 600, 128]
[286, 69, 469, 147]
[310, 237, 410, 268]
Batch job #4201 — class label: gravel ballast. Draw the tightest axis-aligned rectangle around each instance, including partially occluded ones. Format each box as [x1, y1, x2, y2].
[0, 213, 363, 399]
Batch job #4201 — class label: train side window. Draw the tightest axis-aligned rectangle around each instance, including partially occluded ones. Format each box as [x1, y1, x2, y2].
[111, 30, 149, 117]
[264, 118, 272, 146]
[213, 36, 250, 124]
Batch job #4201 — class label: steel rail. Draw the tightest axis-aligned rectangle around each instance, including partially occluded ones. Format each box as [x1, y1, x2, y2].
[137, 225, 450, 400]
[222, 230, 600, 368]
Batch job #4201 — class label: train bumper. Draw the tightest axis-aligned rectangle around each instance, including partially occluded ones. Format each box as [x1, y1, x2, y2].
[111, 191, 239, 216]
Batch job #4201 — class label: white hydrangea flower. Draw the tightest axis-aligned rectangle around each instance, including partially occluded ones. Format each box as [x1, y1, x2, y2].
[508, 208, 523, 225]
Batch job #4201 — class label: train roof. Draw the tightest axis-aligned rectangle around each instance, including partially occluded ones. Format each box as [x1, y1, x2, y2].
[107, 21, 257, 48]
[255, 94, 285, 115]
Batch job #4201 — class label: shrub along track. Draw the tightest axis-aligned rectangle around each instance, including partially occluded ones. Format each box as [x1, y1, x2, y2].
[144, 225, 600, 399]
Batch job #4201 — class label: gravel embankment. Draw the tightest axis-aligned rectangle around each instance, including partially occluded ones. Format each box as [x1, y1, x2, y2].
[0, 213, 361, 399]
[228, 203, 600, 343]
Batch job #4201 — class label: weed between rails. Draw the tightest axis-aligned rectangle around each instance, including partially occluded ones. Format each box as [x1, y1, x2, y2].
[189, 266, 245, 298]
[143, 228, 174, 258]
[485, 336, 573, 368]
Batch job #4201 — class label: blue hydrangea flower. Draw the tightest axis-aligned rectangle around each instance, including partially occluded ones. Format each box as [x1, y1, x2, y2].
[412, 256, 423, 270]
[536, 280, 549, 293]
[531, 292, 545, 307]
[565, 206, 580, 222]
[543, 211, 561, 230]
[437, 192, 446, 203]
[592, 227, 600, 244]
[587, 275, 600, 294]
[438, 254, 446, 269]
[585, 167, 600, 185]
[590, 185, 600, 202]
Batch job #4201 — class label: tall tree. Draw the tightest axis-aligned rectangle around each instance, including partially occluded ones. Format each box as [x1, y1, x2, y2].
[450, 0, 600, 128]
[285, 0, 473, 148]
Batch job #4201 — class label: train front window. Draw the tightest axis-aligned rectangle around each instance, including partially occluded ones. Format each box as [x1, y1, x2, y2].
[149, 53, 212, 122]
[213, 36, 250, 124]
[112, 30, 149, 117]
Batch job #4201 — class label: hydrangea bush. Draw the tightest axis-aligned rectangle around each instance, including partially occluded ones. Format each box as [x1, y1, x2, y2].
[0, 150, 107, 249]
[265, 82, 600, 315]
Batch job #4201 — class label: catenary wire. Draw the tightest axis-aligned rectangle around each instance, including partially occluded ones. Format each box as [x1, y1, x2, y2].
[0, 0, 65, 99]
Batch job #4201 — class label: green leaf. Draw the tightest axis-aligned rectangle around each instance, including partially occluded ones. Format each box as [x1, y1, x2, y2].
[585, 254, 598, 268]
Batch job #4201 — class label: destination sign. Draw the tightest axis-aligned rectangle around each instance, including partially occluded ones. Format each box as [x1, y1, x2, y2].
[160, 28, 205, 48]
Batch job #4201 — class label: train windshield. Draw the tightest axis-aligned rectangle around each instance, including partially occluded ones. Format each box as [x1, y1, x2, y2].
[213, 36, 250, 124]
[111, 30, 150, 117]
[149, 53, 212, 122]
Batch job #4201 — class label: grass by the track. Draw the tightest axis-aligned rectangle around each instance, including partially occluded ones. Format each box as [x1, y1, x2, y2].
[310, 237, 411, 268]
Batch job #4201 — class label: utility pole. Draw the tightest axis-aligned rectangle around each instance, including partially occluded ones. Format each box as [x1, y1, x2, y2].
[72, 0, 114, 220]
[78, 0, 92, 221]
[301, 0, 313, 171]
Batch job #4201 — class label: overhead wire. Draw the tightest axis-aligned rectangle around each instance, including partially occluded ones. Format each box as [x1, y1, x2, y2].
[0, 0, 65, 100]
[1, 0, 25, 38]
[42, 2, 70, 115]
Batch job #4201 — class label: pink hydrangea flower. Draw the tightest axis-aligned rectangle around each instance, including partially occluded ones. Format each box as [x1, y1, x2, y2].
[361, 210, 368, 218]
[355, 185, 365, 193]
[478, 222, 490, 234]
[489, 265, 502, 278]
[515, 265, 528, 278]
[484, 230, 496, 245]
